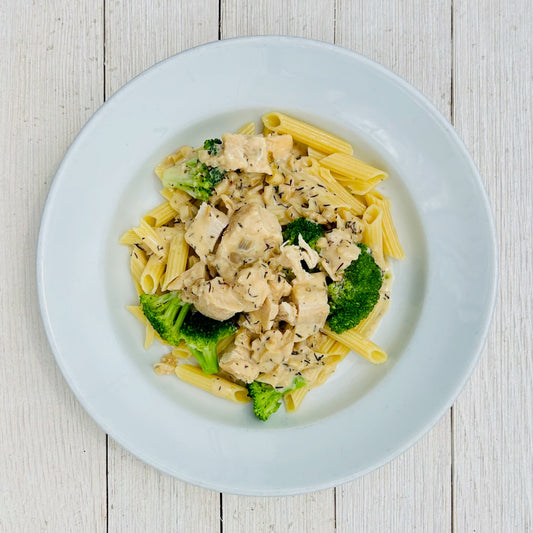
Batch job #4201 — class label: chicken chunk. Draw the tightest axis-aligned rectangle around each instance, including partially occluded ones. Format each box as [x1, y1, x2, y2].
[183, 277, 247, 321]
[277, 301, 297, 325]
[317, 228, 361, 281]
[166, 261, 207, 292]
[265, 134, 293, 161]
[184, 203, 229, 261]
[246, 296, 279, 332]
[232, 263, 271, 312]
[214, 203, 283, 281]
[291, 272, 330, 339]
[219, 331, 259, 383]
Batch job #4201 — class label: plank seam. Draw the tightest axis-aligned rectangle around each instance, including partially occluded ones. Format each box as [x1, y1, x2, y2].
[450, 2, 455, 533]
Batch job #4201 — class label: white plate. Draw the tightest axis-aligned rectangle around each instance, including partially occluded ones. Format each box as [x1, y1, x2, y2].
[37, 37, 497, 495]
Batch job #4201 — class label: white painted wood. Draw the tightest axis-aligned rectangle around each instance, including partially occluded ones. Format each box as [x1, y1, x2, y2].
[453, 1, 533, 531]
[221, 0, 335, 41]
[104, 2, 221, 531]
[0, 2, 106, 531]
[335, 2, 453, 532]
[222, 491, 335, 533]
[220, 2, 337, 531]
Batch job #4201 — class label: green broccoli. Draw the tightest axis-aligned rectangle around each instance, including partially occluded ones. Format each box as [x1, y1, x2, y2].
[162, 156, 225, 201]
[179, 312, 237, 375]
[327, 243, 383, 333]
[139, 292, 191, 346]
[203, 138, 222, 155]
[247, 376, 306, 421]
[282, 218, 326, 250]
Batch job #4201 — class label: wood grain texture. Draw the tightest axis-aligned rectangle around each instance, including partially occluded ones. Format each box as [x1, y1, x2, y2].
[221, 0, 334, 41]
[335, 2, 453, 532]
[0, 1, 106, 531]
[452, 1, 533, 531]
[104, 2, 221, 531]
[220, 2, 337, 531]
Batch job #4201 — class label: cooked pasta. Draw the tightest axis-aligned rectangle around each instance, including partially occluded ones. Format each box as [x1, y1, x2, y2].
[121, 112, 404, 420]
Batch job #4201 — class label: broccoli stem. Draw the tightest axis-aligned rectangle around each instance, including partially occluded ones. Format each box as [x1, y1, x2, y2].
[189, 345, 219, 375]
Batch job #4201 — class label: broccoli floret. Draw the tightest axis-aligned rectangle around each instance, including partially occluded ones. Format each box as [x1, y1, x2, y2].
[247, 376, 306, 421]
[327, 244, 383, 333]
[203, 138, 222, 155]
[179, 312, 237, 375]
[162, 157, 225, 201]
[282, 218, 326, 250]
[139, 292, 191, 346]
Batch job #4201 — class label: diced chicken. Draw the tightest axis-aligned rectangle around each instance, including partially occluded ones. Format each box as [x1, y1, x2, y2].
[246, 297, 279, 332]
[217, 134, 272, 174]
[250, 330, 295, 367]
[219, 330, 259, 383]
[317, 228, 361, 281]
[215, 203, 283, 281]
[232, 263, 271, 312]
[277, 302, 297, 325]
[185, 203, 229, 261]
[167, 261, 207, 292]
[267, 273, 292, 300]
[297, 235, 319, 269]
[184, 277, 248, 321]
[264, 134, 293, 161]
[277, 244, 308, 280]
[291, 272, 330, 339]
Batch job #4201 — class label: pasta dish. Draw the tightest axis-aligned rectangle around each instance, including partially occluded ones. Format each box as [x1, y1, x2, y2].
[120, 112, 404, 420]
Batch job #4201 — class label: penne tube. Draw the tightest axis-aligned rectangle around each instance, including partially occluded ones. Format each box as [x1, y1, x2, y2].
[262, 112, 353, 155]
[362, 203, 385, 265]
[365, 191, 405, 259]
[129, 246, 148, 295]
[175, 364, 250, 404]
[133, 219, 166, 259]
[161, 229, 189, 291]
[154, 145, 194, 179]
[354, 296, 390, 338]
[140, 254, 166, 294]
[126, 305, 166, 346]
[320, 152, 387, 182]
[119, 228, 143, 245]
[322, 326, 387, 364]
[316, 167, 366, 215]
[142, 200, 178, 227]
[235, 121, 256, 135]
[307, 146, 328, 160]
[284, 386, 310, 412]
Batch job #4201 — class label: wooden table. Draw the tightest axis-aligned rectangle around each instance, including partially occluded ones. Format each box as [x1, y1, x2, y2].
[1, 1, 531, 531]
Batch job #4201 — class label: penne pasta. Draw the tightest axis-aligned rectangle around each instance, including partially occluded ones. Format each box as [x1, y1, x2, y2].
[235, 121, 256, 135]
[142, 200, 178, 227]
[154, 145, 194, 179]
[322, 326, 387, 364]
[362, 203, 385, 265]
[262, 112, 353, 155]
[320, 152, 387, 182]
[284, 386, 310, 412]
[129, 246, 148, 295]
[140, 253, 166, 294]
[133, 219, 167, 259]
[119, 228, 143, 245]
[161, 229, 189, 291]
[354, 295, 390, 338]
[126, 305, 165, 347]
[175, 364, 250, 403]
[365, 191, 405, 259]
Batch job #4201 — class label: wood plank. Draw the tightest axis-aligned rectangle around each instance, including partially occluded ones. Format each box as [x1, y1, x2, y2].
[104, 2, 221, 531]
[452, 1, 533, 531]
[335, 2, 452, 532]
[220, 1, 336, 531]
[221, 0, 334, 41]
[0, 1, 106, 531]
